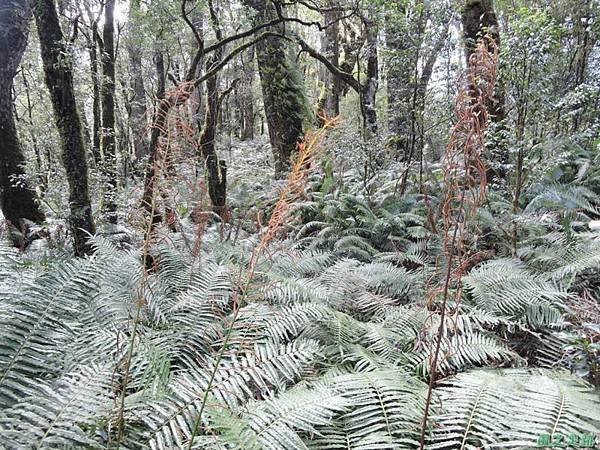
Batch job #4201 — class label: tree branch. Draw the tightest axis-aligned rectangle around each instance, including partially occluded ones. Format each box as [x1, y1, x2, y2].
[296, 36, 360, 93]
[193, 31, 283, 89]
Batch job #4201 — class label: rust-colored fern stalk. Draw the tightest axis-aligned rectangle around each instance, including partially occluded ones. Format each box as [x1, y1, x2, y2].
[258, 115, 341, 254]
[419, 35, 499, 450]
[114, 80, 200, 449]
[184, 115, 340, 450]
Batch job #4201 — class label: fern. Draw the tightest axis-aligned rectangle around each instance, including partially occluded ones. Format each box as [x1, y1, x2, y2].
[0, 259, 100, 408]
[0, 364, 113, 449]
[0, 221, 597, 449]
[463, 259, 567, 326]
[137, 340, 321, 447]
[246, 386, 349, 450]
[429, 369, 600, 449]
[405, 332, 521, 376]
[316, 369, 428, 448]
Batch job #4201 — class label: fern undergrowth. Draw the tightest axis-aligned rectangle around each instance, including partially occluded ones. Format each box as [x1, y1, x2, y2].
[0, 198, 599, 450]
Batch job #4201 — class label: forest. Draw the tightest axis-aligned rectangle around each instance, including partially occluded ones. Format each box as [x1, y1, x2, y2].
[0, 0, 599, 448]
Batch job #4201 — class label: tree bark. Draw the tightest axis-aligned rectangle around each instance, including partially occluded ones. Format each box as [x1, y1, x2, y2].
[569, 0, 594, 132]
[0, 0, 44, 245]
[89, 21, 102, 165]
[141, 48, 166, 227]
[127, 0, 148, 166]
[386, 3, 414, 157]
[317, 3, 341, 119]
[461, 0, 507, 180]
[297, 33, 376, 133]
[243, 0, 307, 176]
[199, 56, 228, 217]
[461, 0, 504, 122]
[32, 0, 96, 256]
[20, 69, 47, 192]
[361, 13, 379, 133]
[198, 1, 229, 217]
[189, 9, 205, 144]
[101, 0, 118, 222]
[461, 0, 500, 63]
[239, 47, 255, 140]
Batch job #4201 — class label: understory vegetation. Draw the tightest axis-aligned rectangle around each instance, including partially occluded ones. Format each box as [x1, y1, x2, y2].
[1, 141, 600, 448]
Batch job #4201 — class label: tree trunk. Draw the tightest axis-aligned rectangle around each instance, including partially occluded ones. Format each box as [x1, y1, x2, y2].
[89, 21, 102, 166]
[189, 9, 205, 142]
[461, 0, 504, 122]
[461, 0, 507, 180]
[569, 0, 594, 132]
[127, 0, 148, 166]
[0, 0, 44, 245]
[20, 69, 47, 192]
[317, 3, 341, 119]
[239, 47, 255, 141]
[199, 57, 228, 217]
[32, 0, 96, 256]
[361, 13, 378, 133]
[461, 0, 500, 63]
[140, 48, 166, 226]
[101, 0, 117, 222]
[243, 0, 307, 176]
[385, 5, 412, 155]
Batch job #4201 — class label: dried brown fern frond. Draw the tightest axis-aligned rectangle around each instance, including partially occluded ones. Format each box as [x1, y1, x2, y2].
[183, 116, 340, 449]
[419, 35, 500, 449]
[259, 115, 341, 251]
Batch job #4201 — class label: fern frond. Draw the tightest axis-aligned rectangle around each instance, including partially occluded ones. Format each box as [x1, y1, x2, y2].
[429, 369, 600, 449]
[406, 332, 521, 376]
[332, 369, 427, 448]
[0, 259, 100, 408]
[246, 386, 349, 450]
[524, 184, 599, 216]
[463, 259, 567, 326]
[0, 364, 112, 449]
[537, 237, 600, 282]
[139, 340, 322, 447]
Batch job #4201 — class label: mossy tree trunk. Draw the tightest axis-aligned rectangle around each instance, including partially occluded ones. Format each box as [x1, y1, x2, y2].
[385, 2, 419, 158]
[199, 2, 229, 217]
[32, 0, 96, 256]
[88, 21, 102, 166]
[141, 47, 166, 227]
[361, 14, 379, 133]
[243, 0, 307, 177]
[101, 0, 117, 222]
[199, 57, 228, 217]
[569, 0, 594, 132]
[127, 0, 148, 167]
[461, 0, 500, 64]
[239, 47, 255, 141]
[0, 0, 45, 245]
